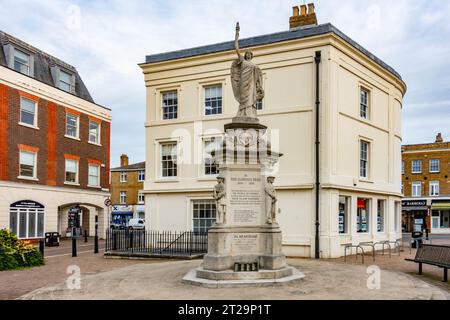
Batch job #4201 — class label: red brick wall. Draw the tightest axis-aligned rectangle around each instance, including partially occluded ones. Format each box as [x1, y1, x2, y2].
[3, 83, 110, 190]
[0, 84, 8, 180]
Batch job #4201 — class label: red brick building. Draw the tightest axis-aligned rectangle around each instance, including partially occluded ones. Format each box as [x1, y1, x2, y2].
[0, 31, 112, 239]
[402, 133, 450, 234]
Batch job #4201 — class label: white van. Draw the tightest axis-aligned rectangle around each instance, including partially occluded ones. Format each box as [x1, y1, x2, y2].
[128, 218, 145, 230]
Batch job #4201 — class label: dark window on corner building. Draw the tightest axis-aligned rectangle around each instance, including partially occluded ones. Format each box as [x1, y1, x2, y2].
[162, 91, 178, 120]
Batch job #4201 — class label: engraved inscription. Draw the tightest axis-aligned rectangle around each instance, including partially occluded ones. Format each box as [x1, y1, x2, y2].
[232, 233, 259, 254]
[229, 171, 262, 224]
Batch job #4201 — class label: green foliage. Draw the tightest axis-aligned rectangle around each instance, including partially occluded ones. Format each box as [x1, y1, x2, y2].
[0, 229, 44, 271]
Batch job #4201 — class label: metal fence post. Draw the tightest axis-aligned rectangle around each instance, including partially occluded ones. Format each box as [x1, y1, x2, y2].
[72, 237, 77, 257]
[39, 239, 44, 257]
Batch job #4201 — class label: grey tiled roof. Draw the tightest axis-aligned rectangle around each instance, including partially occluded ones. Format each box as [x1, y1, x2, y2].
[145, 23, 402, 80]
[0, 30, 95, 103]
[111, 161, 146, 171]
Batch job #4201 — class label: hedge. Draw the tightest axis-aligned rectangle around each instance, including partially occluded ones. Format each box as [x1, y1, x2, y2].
[0, 229, 44, 271]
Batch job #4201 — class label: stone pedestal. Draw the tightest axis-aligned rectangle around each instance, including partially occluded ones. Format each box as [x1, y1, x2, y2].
[183, 118, 304, 287]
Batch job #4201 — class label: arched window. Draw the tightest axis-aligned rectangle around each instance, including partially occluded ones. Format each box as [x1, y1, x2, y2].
[10, 200, 45, 239]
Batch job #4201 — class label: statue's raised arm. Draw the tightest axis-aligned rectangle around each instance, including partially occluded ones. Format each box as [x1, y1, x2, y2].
[235, 22, 241, 59]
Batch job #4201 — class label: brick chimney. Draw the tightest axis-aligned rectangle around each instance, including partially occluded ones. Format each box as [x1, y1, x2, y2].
[435, 132, 444, 143]
[120, 154, 129, 167]
[290, 3, 318, 30]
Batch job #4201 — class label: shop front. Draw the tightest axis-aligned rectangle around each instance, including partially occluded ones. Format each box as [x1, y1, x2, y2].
[402, 200, 428, 233]
[431, 202, 450, 234]
[111, 205, 134, 229]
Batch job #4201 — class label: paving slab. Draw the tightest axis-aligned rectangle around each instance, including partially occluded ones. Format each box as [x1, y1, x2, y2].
[18, 258, 449, 300]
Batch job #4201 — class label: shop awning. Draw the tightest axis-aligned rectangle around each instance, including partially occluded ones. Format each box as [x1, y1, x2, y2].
[431, 203, 450, 210]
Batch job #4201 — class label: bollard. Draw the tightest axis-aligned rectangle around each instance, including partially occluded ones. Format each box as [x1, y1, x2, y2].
[94, 215, 99, 254]
[72, 237, 77, 257]
[84, 230, 88, 243]
[39, 239, 44, 257]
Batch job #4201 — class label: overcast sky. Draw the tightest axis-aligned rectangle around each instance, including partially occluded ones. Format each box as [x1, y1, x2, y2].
[1, 0, 449, 167]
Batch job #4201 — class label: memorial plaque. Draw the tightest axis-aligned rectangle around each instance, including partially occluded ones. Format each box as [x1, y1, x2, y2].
[231, 233, 259, 254]
[229, 171, 262, 225]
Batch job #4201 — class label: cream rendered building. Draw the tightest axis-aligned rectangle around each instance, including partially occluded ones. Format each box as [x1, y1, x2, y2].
[140, 21, 406, 258]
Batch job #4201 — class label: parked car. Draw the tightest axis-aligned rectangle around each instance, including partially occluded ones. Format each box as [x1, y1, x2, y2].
[128, 218, 145, 230]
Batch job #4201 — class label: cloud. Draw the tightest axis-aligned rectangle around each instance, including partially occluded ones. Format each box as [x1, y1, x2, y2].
[0, 0, 449, 166]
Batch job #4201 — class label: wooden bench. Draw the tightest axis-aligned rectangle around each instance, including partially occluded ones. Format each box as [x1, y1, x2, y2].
[405, 244, 450, 282]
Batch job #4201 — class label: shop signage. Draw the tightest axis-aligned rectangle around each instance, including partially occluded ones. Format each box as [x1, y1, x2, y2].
[357, 199, 366, 209]
[402, 200, 426, 207]
[112, 205, 133, 212]
[10, 200, 44, 209]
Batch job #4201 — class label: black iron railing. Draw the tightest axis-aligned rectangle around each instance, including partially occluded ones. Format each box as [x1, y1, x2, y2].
[105, 229, 208, 256]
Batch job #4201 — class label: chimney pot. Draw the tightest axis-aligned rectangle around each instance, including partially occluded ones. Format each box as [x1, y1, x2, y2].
[120, 154, 129, 167]
[300, 5, 307, 16]
[292, 6, 299, 17]
[308, 3, 315, 14]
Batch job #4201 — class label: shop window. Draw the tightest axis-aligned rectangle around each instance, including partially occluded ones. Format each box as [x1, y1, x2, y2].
[357, 198, 370, 233]
[339, 196, 350, 234]
[9, 200, 44, 239]
[377, 200, 385, 232]
[192, 200, 216, 234]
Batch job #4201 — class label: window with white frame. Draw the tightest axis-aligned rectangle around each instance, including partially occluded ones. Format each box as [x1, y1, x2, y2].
[360, 140, 370, 179]
[19, 151, 36, 178]
[65, 113, 79, 138]
[138, 170, 145, 182]
[357, 198, 370, 233]
[429, 159, 440, 173]
[377, 200, 385, 232]
[65, 159, 78, 183]
[430, 181, 439, 196]
[138, 192, 145, 204]
[338, 196, 350, 234]
[162, 91, 178, 120]
[161, 142, 177, 177]
[14, 48, 30, 75]
[411, 160, 422, 173]
[204, 85, 222, 115]
[59, 70, 72, 92]
[412, 182, 422, 197]
[10, 204, 44, 239]
[401, 161, 404, 174]
[192, 200, 216, 234]
[204, 138, 219, 176]
[120, 172, 127, 182]
[256, 99, 263, 110]
[360, 88, 369, 119]
[89, 121, 100, 144]
[120, 191, 127, 204]
[88, 164, 100, 187]
[20, 97, 37, 127]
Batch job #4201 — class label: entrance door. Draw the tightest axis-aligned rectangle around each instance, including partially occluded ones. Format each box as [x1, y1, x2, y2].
[442, 211, 450, 228]
[432, 215, 440, 229]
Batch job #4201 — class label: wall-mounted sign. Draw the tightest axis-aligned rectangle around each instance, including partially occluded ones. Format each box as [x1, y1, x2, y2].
[402, 200, 426, 207]
[10, 200, 44, 209]
[112, 205, 133, 212]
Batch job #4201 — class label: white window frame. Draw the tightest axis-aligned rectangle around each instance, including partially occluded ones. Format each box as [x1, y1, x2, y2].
[64, 159, 79, 184]
[120, 172, 127, 183]
[119, 192, 127, 204]
[13, 48, 30, 76]
[429, 159, 440, 173]
[429, 181, 440, 196]
[59, 69, 73, 92]
[18, 150, 37, 180]
[19, 97, 38, 128]
[160, 142, 178, 178]
[412, 182, 422, 197]
[138, 192, 145, 204]
[88, 120, 101, 145]
[138, 170, 145, 182]
[192, 199, 217, 234]
[359, 140, 370, 179]
[88, 164, 100, 187]
[203, 137, 219, 176]
[411, 160, 422, 174]
[360, 87, 370, 120]
[65, 113, 80, 139]
[204, 84, 223, 116]
[10, 207, 45, 239]
[161, 90, 178, 120]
